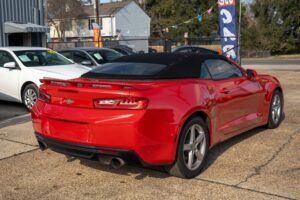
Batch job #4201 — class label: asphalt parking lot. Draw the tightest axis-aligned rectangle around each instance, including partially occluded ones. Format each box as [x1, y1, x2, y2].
[0, 64, 299, 200]
[0, 101, 28, 122]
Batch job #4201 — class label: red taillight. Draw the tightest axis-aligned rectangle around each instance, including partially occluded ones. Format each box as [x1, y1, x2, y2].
[94, 97, 148, 110]
[38, 90, 51, 103]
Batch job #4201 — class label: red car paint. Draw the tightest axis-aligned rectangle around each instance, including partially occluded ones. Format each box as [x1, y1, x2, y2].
[31, 61, 283, 166]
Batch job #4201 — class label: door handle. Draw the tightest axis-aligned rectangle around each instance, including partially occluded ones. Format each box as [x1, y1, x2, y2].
[220, 88, 230, 94]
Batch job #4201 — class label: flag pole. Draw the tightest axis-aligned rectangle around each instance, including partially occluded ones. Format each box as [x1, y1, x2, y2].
[238, 0, 242, 64]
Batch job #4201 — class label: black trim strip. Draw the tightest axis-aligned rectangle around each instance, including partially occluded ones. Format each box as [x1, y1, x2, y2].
[35, 132, 144, 165]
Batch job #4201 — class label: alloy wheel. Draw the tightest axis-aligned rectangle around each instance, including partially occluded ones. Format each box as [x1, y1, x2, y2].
[271, 94, 281, 124]
[24, 88, 37, 110]
[183, 124, 206, 171]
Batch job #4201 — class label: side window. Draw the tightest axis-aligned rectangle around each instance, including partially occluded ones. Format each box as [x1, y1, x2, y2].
[73, 51, 91, 63]
[177, 48, 193, 53]
[60, 51, 73, 60]
[101, 50, 122, 62]
[204, 59, 244, 80]
[200, 63, 212, 80]
[0, 51, 15, 67]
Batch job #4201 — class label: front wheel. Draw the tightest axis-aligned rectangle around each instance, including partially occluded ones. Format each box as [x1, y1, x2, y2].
[22, 84, 39, 111]
[166, 117, 209, 179]
[267, 90, 283, 129]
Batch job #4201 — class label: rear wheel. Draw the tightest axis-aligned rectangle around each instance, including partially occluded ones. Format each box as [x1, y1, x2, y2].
[267, 90, 283, 129]
[166, 117, 209, 179]
[22, 84, 39, 111]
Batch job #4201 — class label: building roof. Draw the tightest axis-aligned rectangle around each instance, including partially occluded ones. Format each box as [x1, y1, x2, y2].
[84, 0, 133, 17]
[4, 22, 48, 34]
[0, 47, 48, 51]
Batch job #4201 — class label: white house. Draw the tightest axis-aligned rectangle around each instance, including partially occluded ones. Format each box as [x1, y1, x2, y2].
[49, 0, 151, 52]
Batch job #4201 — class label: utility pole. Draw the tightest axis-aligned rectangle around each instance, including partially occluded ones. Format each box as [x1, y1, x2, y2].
[95, 0, 102, 47]
[43, 0, 49, 45]
[238, 0, 242, 64]
[95, 0, 100, 26]
[143, 0, 146, 11]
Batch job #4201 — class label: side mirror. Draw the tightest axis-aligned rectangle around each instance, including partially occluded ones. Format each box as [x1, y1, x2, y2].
[3, 62, 16, 69]
[246, 69, 258, 78]
[81, 60, 93, 66]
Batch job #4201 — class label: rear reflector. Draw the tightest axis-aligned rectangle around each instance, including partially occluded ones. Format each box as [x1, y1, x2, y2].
[94, 97, 148, 110]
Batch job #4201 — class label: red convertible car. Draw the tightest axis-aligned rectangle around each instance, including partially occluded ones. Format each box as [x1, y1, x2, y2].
[32, 53, 284, 178]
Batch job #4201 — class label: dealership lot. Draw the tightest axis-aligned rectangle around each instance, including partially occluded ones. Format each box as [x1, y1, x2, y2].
[0, 67, 299, 200]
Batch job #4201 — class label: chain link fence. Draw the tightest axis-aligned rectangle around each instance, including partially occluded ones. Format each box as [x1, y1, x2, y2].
[241, 50, 271, 58]
[47, 38, 271, 58]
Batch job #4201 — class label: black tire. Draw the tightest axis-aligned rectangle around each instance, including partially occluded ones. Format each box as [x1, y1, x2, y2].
[22, 84, 39, 111]
[267, 90, 283, 129]
[165, 117, 209, 179]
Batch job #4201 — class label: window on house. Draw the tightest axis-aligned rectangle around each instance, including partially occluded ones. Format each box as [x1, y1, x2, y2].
[89, 18, 102, 30]
[89, 18, 96, 30]
[64, 19, 72, 31]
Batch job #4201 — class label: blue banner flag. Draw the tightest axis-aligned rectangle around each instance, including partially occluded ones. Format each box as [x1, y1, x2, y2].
[218, 0, 238, 61]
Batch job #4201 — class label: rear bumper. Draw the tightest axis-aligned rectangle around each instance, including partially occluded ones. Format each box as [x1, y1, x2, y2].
[32, 101, 179, 165]
[35, 132, 143, 165]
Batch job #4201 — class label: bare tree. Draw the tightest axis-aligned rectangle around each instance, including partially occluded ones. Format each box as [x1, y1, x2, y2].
[48, 0, 86, 41]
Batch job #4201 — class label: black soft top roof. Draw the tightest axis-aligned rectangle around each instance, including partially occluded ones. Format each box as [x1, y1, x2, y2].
[82, 53, 227, 80]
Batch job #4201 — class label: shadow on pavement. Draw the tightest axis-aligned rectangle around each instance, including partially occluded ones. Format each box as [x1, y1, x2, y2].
[77, 127, 267, 179]
[79, 159, 170, 180]
[202, 127, 266, 172]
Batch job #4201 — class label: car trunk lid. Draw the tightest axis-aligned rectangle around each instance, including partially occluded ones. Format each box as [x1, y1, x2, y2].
[39, 78, 154, 109]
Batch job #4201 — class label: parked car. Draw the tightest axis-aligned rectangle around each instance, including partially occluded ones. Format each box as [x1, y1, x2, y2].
[32, 53, 284, 178]
[58, 48, 123, 68]
[0, 47, 89, 111]
[148, 47, 157, 53]
[172, 45, 219, 55]
[109, 46, 135, 56]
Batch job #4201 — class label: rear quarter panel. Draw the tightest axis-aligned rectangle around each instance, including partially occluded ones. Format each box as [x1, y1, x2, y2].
[129, 80, 216, 161]
[255, 74, 284, 121]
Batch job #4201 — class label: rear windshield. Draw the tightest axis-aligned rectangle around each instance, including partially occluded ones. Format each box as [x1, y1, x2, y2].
[81, 62, 167, 79]
[81, 53, 215, 80]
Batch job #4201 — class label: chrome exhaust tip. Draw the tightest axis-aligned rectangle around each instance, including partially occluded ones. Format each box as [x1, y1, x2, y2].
[110, 157, 125, 169]
[38, 140, 47, 151]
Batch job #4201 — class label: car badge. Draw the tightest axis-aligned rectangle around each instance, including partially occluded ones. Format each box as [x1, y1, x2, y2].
[63, 99, 75, 105]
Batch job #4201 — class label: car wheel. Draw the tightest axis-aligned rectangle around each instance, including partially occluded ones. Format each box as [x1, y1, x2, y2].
[166, 117, 209, 179]
[22, 84, 39, 111]
[267, 90, 283, 129]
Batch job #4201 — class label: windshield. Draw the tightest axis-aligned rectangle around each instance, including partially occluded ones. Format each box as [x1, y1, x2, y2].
[14, 50, 73, 67]
[87, 49, 122, 64]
